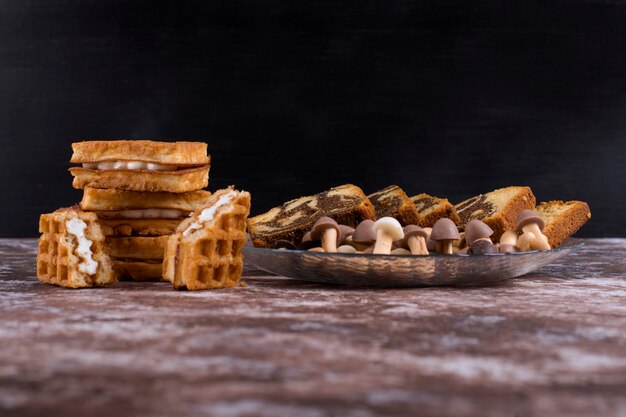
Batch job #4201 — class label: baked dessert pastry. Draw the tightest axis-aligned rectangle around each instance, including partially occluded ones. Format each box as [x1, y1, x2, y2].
[247, 184, 376, 248]
[80, 187, 211, 212]
[112, 260, 163, 282]
[454, 186, 536, 241]
[367, 185, 420, 226]
[104, 236, 169, 261]
[410, 193, 461, 227]
[535, 200, 591, 247]
[37, 207, 116, 288]
[99, 218, 182, 237]
[163, 187, 251, 290]
[69, 140, 210, 193]
[70, 140, 210, 165]
[70, 166, 209, 193]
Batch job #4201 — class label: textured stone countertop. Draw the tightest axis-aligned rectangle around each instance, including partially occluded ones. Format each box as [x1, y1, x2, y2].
[1, 238, 625, 417]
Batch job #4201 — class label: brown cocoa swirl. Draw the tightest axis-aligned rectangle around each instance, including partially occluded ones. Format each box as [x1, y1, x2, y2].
[412, 197, 438, 213]
[455, 195, 496, 223]
[370, 194, 403, 218]
[258, 194, 363, 230]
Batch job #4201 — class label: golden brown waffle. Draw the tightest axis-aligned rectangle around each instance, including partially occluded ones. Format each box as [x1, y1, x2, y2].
[454, 186, 536, 241]
[99, 218, 182, 237]
[81, 187, 211, 211]
[104, 236, 169, 260]
[247, 184, 375, 248]
[69, 165, 209, 193]
[70, 140, 210, 165]
[410, 193, 461, 227]
[37, 208, 116, 288]
[367, 185, 420, 226]
[112, 259, 163, 282]
[163, 188, 251, 290]
[536, 200, 591, 247]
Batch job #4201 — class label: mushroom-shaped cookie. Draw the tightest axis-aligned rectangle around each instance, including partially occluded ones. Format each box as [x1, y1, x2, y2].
[391, 248, 411, 255]
[350, 219, 377, 251]
[297, 232, 317, 250]
[361, 245, 375, 254]
[465, 219, 496, 254]
[372, 217, 404, 255]
[430, 218, 460, 254]
[399, 225, 429, 255]
[310, 216, 341, 253]
[338, 225, 355, 243]
[423, 227, 436, 252]
[464, 220, 494, 246]
[515, 210, 551, 251]
[470, 239, 498, 255]
[337, 244, 357, 254]
[498, 230, 519, 253]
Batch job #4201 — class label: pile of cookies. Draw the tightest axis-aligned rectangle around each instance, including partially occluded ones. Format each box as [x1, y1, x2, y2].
[247, 184, 591, 254]
[37, 140, 250, 289]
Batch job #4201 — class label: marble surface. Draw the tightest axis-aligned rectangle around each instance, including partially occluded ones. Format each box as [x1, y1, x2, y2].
[0, 238, 625, 417]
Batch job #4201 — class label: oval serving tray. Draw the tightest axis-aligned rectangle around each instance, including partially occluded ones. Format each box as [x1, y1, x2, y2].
[243, 239, 584, 287]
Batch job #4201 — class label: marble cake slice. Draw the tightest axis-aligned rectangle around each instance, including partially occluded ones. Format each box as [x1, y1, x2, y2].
[535, 200, 591, 247]
[367, 185, 420, 226]
[454, 186, 536, 241]
[410, 193, 460, 228]
[247, 184, 376, 248]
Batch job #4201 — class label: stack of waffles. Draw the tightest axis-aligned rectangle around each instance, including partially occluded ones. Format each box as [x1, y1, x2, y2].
[69, 140, 211, 282]
[37, 140, 252, 289]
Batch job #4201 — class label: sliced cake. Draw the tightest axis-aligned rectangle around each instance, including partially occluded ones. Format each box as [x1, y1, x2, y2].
[367, 185, 420, 226]
[454, 186, 536, 241]
[247, 184, 376, 248]
[535, 200, 591, 247]
[410, 193, 460, 227]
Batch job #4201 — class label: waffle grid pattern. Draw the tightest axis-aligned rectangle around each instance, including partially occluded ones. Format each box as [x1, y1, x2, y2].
[168, 193, 250, 290]
[37, 210, 115, 288]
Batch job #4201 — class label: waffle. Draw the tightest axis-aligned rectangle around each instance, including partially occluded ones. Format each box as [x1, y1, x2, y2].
[247, 184, 376, 248]
[410, 193, 461, 227]
[37, 207, 116, 288]
[70, 140, 210, 165]
[163, 188, 251, 290]
[454, 186, 536, 241]
[81, 187, 211, 211]
[69, 165, 209, 193]
[104, 236, 169, 260]
[367, 185, 420, 226]
[112, 260, 163, 282]
[99, 218, 182, 237]
[536, 200, 591, 247]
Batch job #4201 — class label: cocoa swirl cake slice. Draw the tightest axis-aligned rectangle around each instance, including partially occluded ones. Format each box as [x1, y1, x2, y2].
[454, 186, 536, 241]
[247, 184, 376, 248]
[410, 193, 460, 228]
[536, 200, 591, 247]
[367, 185, 420, 226]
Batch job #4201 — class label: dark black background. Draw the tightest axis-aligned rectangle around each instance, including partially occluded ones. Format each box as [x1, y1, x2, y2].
[1, 0, 624, 237]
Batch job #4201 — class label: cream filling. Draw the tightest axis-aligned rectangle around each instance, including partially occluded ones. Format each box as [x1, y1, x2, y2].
[97, 209, 190, 219]
[82, 161, 176, 171]
[66, 218, 98, 275]
[183, 191, 236, 236]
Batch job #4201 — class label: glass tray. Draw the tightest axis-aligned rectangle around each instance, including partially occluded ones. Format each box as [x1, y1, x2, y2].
[243, 239, 584, 287]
